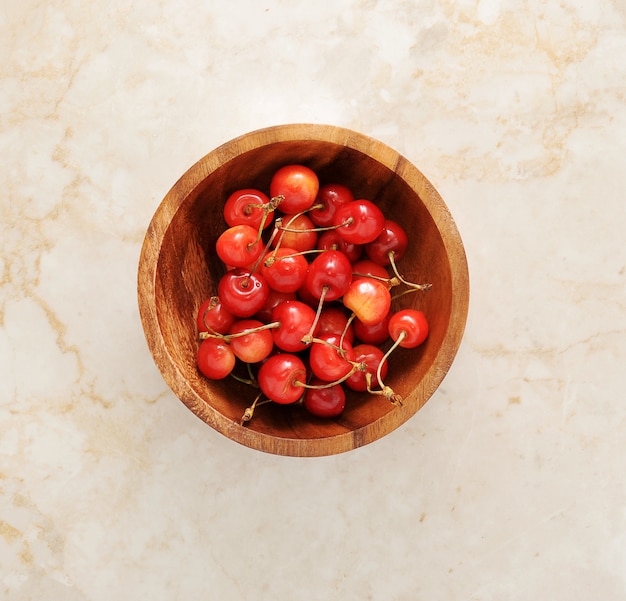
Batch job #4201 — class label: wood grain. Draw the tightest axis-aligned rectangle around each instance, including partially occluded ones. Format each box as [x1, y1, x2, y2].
[137, 124, 469, 457]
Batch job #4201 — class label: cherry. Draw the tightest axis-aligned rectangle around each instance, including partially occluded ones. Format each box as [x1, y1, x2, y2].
[271, 300, 317, 353]
[317, 229, 363, 263]
[273, 213, 319, 252]
[296, 276, 321, 308]
[345, 343, 388, 392]
[365, 309, 429, 406]
[365, 219, 409, 265]
[196, 296, 236, 335]
[197, 337, 236, 380]
[388, 309, 429, 348]
[255, 288, 296, 323]
[217, 268, 270, 318]
[303, 379, 346, 418]
[215, 224, 264, 268]
[309, 183, 354, 227]
[308, 333, 356, 382]
[223, 188, 273, 231]
[333, 199, 385, 244]
[353, 312, 391, 345]
[316, 305, 355, 345]
[227, 318, 274, 363]
[305, 249, 353, 302]
[269, 164, 319, 214]
[258, 353, 307, 404]
[260, 247, 309, 293]
[342, 277, 391, 326]
[351, 259, 391, 282]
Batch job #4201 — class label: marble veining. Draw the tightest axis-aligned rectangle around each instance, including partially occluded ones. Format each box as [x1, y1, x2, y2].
[2, 1, 626, 599]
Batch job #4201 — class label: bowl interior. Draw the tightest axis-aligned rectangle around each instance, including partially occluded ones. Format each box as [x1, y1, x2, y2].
[140, 127, 468, 456]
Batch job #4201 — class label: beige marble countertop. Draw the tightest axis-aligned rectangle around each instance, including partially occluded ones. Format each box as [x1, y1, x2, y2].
[2, 1, 626, 599]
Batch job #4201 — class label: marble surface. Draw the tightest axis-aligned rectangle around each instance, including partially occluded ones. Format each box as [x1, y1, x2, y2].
[2, 1, 626, 599]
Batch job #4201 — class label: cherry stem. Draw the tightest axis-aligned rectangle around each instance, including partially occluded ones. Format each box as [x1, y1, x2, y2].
[388, 251, 432, 291]
[340, 313, 356, 349]
[248, 195, 285, 249]
[370, 331, 405, 406]
[245, 224, 283, 281]
[263, 247, 324, 267]
[277, 218, 352, 235]
[294, 361, 367, 390]
[301, 285, 329, 344]
[199, 321, 279, 341]
[365, 372, 403, 406]
[240, 393, 272, 425]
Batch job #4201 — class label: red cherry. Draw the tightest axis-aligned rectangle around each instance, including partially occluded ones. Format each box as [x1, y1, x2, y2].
[196, 296, 236, 335]
[309, 334, 355, 382]
[342, 277, 391, 326]
[223, 188, 273, 230]
[228, 319, 274, 363]
[365, 219, 409, 265]
[273, 213, 318, 252]
[303, 379, 346, 418]
[258, 353, 307, 404]
[217, 269, 270, 318]
[260, 247, 309, 293]
[309, 183, 354, 227]
[345, 343, 388, 392]
[353, 312, 391, 345]
[388, 309, 429, 348]
[270, 164, 319, 214]
[197, 337, 236, 380]
[333, 199, 385, 244]
[215, 224, 264, 268]
[305, 250, 352, 301]
[316, 305, 355, 344]
[317, 229, 363, 263]
[351, 259, 390, 282]
[271, 300, 317, 353]
[255, 288, 296, 323]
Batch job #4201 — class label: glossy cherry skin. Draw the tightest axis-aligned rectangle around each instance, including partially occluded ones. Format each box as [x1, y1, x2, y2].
[269, 164, 319, 214]
[228, 319, 274, 363]
[217, 269, 270, 318]
[196, 296, 236, 335]
[223, 188, 273, 230]
[345, 344, 388, 392]
[309, 183, 354, 227]
[254, 288, 296, 323]
[260, 247, 309, 293]
[271, 300, 317, 353]
[316, 305, 355, 344]
[215, 224, 264, 268]
[388, 309, 429, 348]
[351, 259, 390, 282]
[303, 379, 346, 418]
[342, 277, 391, 326]
[258, 353, 307, 404]
[273, 213, 318, 252]
[197, 337, 236, 380]
[353, 312, 391, 345]
[305, 250, 353, 301]
[309, 334, 356, 382]
[333, 199, 385, 244]
[317, 229, 363, 264]
[365, 219, 409, 265]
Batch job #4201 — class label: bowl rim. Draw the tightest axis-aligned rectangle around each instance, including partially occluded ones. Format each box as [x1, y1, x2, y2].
[138, 123, 470, 457]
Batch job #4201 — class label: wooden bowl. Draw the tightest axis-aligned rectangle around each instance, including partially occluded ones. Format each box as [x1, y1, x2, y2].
[137, 124, 469, 457]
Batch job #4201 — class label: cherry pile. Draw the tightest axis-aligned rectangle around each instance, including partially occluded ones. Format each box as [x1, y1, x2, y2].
[195, 164, 431, 423]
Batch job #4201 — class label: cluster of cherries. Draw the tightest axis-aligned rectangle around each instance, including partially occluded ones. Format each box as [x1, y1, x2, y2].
[195, 164, 431, 423]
